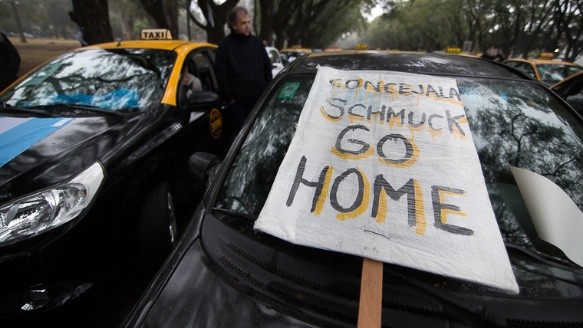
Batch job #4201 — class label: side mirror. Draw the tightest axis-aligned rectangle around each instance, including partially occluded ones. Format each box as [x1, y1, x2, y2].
[188, 152, 219, 185]
[186, 90, 220, 112]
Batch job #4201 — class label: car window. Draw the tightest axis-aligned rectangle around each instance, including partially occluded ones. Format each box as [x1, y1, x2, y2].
[504, 61, 519, 68]
[561, 79, 583, 114]
[510, 62, 536, 79]
[537, 64, 578, 85]
[0, 48, 175, 111]
[216, 73, 583, 297]
[220, 74, 583, 217]
[568, 65, 583, 76]
[267, 49, 282, 65]
[219, 77, 314, 212]
[189, 50, 217, 92]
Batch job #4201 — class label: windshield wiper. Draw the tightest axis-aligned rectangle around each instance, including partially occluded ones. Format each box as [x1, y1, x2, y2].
[0, 102, 56, 117]
[213, 207, 256, 221]
[506, 243, 583, 273]
[29, 103, 127, 116]
[381, 266, 493, 325]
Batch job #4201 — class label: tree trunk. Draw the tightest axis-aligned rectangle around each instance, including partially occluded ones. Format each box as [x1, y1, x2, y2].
[266, 0, 295, 49]
[8, 0, 27, 43]
[111, 1, 135, 39]
[140, 0, 179, 39]
[193, 0, 239, 44]
[69, 0, 113, 44]
[257, 0, 274, 44]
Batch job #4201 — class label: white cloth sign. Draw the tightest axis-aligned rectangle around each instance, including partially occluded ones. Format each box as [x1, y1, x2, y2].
[511, 166, 583, 266]
[255, 66, 519, 293]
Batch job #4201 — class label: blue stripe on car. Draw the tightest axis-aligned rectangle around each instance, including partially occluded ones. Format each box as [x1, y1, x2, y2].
[0, 117, 72, 167]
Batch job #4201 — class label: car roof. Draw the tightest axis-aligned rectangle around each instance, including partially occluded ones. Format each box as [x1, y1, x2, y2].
[86, 39, 216, 52]
[287, 50, 527, 80]
[504, 57, 580, 66]
[281, 47, 312, 53]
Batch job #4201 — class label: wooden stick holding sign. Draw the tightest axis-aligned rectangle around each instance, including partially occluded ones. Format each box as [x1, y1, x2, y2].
[357, 258, 383, 328]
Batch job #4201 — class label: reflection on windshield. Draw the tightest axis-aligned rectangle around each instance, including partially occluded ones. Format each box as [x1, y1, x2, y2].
[538, 64, 583, 84]
[220, 77, 583, 217]
[221, 78, 314, 213]
[0, 49, 174, 111]
[461, 80, 583, 210]
[217, 74, 583, 297]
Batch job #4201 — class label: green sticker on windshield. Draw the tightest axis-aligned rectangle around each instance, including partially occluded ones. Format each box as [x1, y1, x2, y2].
[278, 82, 300, 99]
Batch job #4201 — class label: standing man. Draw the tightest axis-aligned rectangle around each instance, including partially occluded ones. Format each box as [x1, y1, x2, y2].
[215, 6, 272, 134]
[0, 31, 21, 91]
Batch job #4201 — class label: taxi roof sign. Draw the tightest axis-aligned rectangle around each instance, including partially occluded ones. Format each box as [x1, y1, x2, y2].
[539, 52, 555, 60]
[141, 29, 173, 40]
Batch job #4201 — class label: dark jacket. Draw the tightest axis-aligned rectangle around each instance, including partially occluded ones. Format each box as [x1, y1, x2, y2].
[0, 32, 21, 91]
[215, 33, 272, 107]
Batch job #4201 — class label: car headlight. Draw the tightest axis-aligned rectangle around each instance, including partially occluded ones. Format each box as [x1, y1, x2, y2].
[0, 162, 105, 246]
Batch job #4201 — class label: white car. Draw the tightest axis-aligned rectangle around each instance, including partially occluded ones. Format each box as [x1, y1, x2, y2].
[265, 46, 284, 76]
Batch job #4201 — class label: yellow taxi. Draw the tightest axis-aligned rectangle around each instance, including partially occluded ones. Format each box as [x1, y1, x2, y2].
[281, 47, 312, 63]
[503, 53, 583, 86]
[0, 29, 230, 316]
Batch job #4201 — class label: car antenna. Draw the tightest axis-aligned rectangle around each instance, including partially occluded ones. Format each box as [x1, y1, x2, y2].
[116, 32, 128, 47]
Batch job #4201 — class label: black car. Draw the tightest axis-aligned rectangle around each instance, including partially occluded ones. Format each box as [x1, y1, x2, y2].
[0, 37, 231, 317]
[124, 51, 583, 327]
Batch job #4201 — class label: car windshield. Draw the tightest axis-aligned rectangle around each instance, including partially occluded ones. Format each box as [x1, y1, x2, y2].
[538, 63, 583, 85]
[212, 73, 583, 322]
[0, 48, 174, 112]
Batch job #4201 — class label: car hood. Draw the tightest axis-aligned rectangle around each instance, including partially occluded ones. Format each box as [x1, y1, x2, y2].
[0, 114, 138, 203]
[133, 239, 318, 328]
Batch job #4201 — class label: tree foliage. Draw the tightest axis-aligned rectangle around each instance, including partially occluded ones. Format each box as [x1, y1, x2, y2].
[188, 0, 239, 44]
[47, 0, 78, 39]
[255, 0, 369, 49]
[1, 0, 378, 48]
[2, 0, 579, 61]
[1, 0, 75, 42]
[182, 0, 376, 47]
[140, 0, 179, 38]
[361, 0, 583, 61]
[110, 0, 152, 40]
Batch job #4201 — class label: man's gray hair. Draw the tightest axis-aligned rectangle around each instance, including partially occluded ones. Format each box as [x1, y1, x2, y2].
[227, 6, 249, 30]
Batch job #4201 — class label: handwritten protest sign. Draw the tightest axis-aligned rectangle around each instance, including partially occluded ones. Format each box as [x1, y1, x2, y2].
[255, 66, 519, 293]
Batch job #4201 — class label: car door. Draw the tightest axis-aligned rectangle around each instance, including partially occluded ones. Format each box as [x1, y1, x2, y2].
[177, 47, 228, 159]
